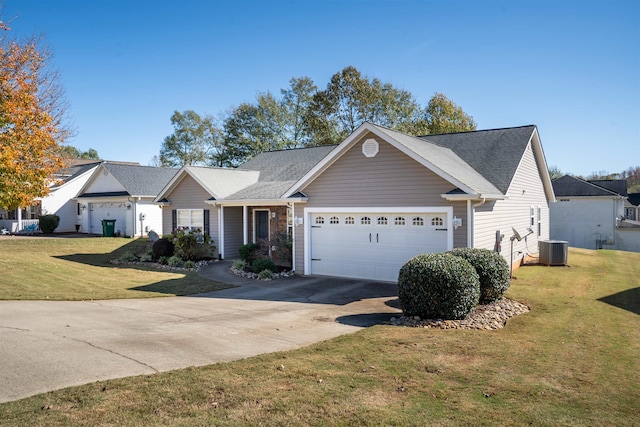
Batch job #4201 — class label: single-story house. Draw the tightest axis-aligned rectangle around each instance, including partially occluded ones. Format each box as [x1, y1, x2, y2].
[550, 175, 640, 251]
[155, 123, 554, 282]
[0, 159, 102, 233]
[76, 163, 177, 237]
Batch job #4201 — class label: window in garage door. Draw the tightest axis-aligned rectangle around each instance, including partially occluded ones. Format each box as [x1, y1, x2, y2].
[308, 210, 450, 282]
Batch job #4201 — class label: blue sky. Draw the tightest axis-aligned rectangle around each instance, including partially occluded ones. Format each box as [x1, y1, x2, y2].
[3, 0, 639, 177]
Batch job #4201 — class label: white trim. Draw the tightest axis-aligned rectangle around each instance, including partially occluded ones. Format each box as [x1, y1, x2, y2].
[283, 123, 482, 199]
[303, 206, 454, 276]
[243, 205, 249, 245]
[219, 205, 225, 259]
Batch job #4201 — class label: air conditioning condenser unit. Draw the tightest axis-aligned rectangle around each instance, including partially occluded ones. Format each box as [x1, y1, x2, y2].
[539, 240, 568, 266]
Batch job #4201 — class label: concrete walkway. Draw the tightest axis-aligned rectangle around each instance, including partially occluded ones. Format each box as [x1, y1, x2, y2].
[0, 261, 399, 403]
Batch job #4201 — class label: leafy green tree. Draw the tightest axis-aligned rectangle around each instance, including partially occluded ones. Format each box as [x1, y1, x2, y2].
[160, 110, 225, 167]
[548, 165, 564, 180]
[281, 76, 317, 147]
[306, 66, 425, 145]
[60, 145, 100, 159]
[424, 92, 477, 134]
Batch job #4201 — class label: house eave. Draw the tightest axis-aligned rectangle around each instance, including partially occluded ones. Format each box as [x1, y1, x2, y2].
[441, 193, 506, 201]
[210, 198, 296, 207]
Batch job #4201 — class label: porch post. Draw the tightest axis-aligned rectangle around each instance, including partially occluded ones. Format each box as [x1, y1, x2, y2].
[17, 207, 22, 232]
[243, 205, 249, 245]
[218, 205, 225, 259]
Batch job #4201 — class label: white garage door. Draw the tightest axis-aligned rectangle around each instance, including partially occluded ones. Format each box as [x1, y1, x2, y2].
[89, 203, 128, 236]
[309, 210, 450, 282]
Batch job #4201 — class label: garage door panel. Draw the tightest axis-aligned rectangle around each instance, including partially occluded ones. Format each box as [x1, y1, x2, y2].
[89, 203, 128, 235]
[309, 211, 450, 282]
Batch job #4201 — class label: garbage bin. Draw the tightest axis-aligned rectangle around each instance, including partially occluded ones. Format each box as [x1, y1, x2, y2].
[101, 219, 116, 237]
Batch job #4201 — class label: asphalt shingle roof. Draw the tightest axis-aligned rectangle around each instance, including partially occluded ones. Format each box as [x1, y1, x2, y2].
[372, 125, 503, 196]
[229, 145, 337, 199]
[552, 175, 622, 197]
[101, 163, 178, 197]
[420, 125, 537, 195]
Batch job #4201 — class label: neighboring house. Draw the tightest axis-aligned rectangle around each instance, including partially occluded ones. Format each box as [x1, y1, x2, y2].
[626, 193, 640, 221]
[550, 175, 640, 251]
[0, 159, 102, 233]
[76, 163, 177, 237]
[156, 123, 554, 282]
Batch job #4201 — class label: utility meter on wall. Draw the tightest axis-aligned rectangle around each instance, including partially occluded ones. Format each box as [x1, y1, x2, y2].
[139, 212, 146, 221]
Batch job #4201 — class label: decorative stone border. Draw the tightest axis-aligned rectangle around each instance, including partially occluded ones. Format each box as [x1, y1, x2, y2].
[109, 259, 215, 272]
[230, 267, 296, 281]
[387, 298, 530, 330]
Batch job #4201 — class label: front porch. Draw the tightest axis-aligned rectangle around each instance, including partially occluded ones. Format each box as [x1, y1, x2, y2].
[0, 205, 41, 234]
[218, 203, 294, 268]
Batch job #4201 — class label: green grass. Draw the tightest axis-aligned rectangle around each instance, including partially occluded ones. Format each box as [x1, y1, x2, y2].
[0, 248, 639, 426]
[0, 237, 231, 300]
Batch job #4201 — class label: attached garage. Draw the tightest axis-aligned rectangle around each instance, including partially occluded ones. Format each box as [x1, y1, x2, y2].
[304, 207, 453, 282]
[88, 202, 128, 236]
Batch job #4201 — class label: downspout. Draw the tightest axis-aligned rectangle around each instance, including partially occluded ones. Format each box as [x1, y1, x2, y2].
[243, 205, 249, 244]
[468, 196, 486, 248]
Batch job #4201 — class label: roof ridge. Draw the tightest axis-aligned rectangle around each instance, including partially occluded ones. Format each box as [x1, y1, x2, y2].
[420, 124, 536, 137]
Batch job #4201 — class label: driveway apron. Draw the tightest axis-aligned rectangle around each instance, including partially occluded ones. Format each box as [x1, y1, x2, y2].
[0, 261, 399, 403]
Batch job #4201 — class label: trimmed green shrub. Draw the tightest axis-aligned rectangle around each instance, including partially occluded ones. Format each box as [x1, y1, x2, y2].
[171, 228, 216, 261]
[184, 260, 196, 269]
[152, 238, 174, 260]
[398, 252, 480, 320]
[39, 214, 60, 234]
[119, 251, 138, 262]
[239, 243, 260, 264]
[257, 269, 274, 280]
[449, 248, 510, 303]
[139, 251, 153, 262]
[158, 256, 169, 265]
[167, 255, 184, 267]
[232, 259, 247, 271]
[251, 258, 276, 274]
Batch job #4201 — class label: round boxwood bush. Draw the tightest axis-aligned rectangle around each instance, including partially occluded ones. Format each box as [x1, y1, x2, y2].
[398, 252, 480, 320]
[152, 238, 174, 260]
[39, 214, 60, 234]
[251, 258, 276, 274]
[449, 248, 510, 303]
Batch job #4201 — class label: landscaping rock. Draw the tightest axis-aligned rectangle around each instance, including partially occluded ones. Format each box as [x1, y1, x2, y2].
[387, 297, 529, 330]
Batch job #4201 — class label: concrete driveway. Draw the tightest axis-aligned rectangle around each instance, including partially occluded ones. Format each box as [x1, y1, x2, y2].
[0, 261, 400, 403]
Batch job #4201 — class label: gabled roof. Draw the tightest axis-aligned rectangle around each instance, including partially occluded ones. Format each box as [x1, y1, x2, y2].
[79, 163, 178, 198]
[283, 122, 547, 200]
[552, 175, 624, 197]
[420, 125, 538, 195]
[154, 166, 260, 202]
[628, 193, 640, 207]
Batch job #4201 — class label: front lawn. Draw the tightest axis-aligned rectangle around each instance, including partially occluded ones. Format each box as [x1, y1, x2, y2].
[0, 237, 231, 300]
[0, 247, 638, 425]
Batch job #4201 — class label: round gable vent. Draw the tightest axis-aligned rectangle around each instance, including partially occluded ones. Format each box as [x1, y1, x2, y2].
[362, 138, 379, 158]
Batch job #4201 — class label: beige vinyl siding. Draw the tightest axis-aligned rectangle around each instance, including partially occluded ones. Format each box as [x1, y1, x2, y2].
[161, 175, 219, 253]
[222, 206, 243, 259]
[473, 142, 549, 262]
[294, 134, 468, 274]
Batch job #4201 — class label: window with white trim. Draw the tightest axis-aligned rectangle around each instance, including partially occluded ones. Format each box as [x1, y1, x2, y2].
[345, 216, 355, 225]
[412, 217, 424, 226]
[315, 216, 325, 224]
[431, 217, 444, 226]
[377, 216, 388, 225]
[360, 216, 371, 225]
[394, 216, 405, 226]
[329, 216, 340, 224]
[177, 209, 204, 231]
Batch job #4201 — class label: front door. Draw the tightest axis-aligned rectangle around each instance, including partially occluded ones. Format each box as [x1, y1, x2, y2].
[255, 210, 269, 242]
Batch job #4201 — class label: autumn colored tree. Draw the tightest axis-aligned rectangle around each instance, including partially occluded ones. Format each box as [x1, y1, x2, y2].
[0, 22, 70, 210]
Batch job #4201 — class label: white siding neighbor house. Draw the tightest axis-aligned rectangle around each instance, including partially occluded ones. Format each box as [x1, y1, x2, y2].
[156, 123, 555, 282]
[76, 163, 177, 237]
